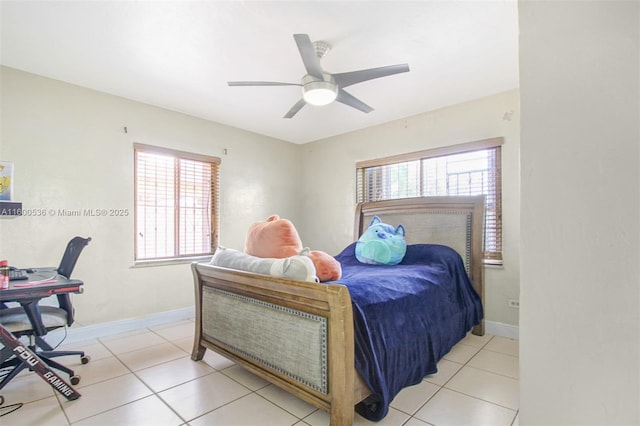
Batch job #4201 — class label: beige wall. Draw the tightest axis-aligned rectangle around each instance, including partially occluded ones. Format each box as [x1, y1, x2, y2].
[3, 2, 638, 422]
[298, 90, 521, 327]
[519, 1, 639, 424]
[0, 66, 300, 325]
[0, 66, 520, 329]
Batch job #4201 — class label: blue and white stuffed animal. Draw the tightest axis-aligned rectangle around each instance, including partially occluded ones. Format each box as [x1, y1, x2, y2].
[355, 216, 407, 265]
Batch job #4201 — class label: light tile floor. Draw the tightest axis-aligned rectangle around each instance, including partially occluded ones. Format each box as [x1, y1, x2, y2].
[0, 320, 519, 425]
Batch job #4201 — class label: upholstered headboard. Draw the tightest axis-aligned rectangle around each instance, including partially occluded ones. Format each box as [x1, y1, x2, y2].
[354, 196, 485, 306]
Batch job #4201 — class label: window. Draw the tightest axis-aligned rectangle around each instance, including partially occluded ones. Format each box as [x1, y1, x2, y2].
[134, 143, 220, 261]
[356, 138, 503, 263]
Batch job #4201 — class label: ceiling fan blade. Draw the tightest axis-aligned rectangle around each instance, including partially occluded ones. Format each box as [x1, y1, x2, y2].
[293, 34, 324, 80]
[228, 81, 301, 87]
[333, 64, 410, 88]
[336, 89, 374, 114]
[284, 98, 306, 119]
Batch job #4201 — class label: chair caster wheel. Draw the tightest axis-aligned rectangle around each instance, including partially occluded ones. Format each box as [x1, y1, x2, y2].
[0, 395, 4, 405]
[81, 355, 91, 364]
[70, 375, 81, 385]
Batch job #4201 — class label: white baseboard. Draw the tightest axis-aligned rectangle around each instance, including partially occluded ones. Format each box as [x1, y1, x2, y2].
[44, 306, 518, 347]
[45, 306, 195, 346]
[485, 320, 519, 340]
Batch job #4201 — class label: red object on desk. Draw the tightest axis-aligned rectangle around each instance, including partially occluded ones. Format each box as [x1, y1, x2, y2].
[0, 259, 8, 289]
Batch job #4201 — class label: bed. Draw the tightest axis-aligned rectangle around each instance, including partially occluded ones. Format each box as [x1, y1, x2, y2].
[191, 196, 485, 424]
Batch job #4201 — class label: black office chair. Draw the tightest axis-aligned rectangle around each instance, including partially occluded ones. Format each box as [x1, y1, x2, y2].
[0, 236, 91, 389]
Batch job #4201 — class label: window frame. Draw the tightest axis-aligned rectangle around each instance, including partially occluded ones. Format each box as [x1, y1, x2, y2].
[356, 137, 503, 264]
[133, 143, 220, 264]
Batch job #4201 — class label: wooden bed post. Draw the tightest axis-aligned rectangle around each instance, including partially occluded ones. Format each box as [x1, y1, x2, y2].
[326, 284, 355, 425]
[190, 263, 206, 361]
[469, 196, 485, 336]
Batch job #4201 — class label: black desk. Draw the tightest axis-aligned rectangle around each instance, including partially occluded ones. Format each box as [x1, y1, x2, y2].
[1, 271, 83, 300]
[1, 271, 83, 336]
[0, 272, 83, 400]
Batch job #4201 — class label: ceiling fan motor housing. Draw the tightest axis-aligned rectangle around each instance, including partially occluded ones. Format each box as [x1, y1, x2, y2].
[302, 73, 337, 106]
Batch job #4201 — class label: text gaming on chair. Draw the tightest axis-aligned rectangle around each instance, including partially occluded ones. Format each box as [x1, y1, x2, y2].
[0, 236, 91, 388]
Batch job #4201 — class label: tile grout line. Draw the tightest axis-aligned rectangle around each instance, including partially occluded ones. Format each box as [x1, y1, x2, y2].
[397, 334, 497, 426]
[65, 333, 158, 425]
[435, 334, 519, 420]
[66, 327, 198, 425]
[125, 326, 217, 425]
[20, 329, 518, 426]
[136, 327, 282, 425]
[407, 334, 501, 424]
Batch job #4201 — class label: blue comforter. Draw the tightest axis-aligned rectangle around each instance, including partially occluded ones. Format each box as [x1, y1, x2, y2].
[332, 243, 483, 421]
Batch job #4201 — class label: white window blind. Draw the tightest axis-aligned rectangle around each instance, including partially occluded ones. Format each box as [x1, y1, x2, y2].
[134, 144, 220, 261]
[356, 138, 503, 263]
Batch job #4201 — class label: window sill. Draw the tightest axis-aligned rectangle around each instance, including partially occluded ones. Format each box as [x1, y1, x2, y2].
[483, 259, 504, 268]
[132, 255, 213, 268]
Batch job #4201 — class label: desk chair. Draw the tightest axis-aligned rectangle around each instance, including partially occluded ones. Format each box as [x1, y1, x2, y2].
[0, 236, 91, 388]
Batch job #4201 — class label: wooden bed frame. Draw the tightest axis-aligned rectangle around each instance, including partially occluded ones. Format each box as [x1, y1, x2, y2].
[191, 196, 485, 425]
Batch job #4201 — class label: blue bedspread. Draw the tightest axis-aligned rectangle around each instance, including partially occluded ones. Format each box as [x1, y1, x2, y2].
[332, 243, 483, 421]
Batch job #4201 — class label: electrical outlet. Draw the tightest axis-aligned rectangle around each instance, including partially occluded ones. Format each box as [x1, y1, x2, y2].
[508, 299, 520, 309]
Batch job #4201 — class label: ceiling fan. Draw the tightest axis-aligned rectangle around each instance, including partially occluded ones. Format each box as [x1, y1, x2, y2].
[228, 34, 410, 118]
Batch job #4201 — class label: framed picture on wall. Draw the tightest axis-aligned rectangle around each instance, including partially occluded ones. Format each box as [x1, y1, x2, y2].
[0, 161, 14, 201]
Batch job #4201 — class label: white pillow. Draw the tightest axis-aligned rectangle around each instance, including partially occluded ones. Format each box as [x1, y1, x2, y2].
[210, 247, 318, 283]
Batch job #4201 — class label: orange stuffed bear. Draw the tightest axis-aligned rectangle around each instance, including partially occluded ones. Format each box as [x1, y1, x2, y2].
[244, 214, 342, 282]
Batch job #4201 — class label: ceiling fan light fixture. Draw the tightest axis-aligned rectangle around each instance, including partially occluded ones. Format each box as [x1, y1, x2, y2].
[228, 34, 410, 118]
[302, 75, 338, 106]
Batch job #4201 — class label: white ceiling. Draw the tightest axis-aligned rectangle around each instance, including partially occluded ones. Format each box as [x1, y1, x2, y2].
[0, 1, 519, 144]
